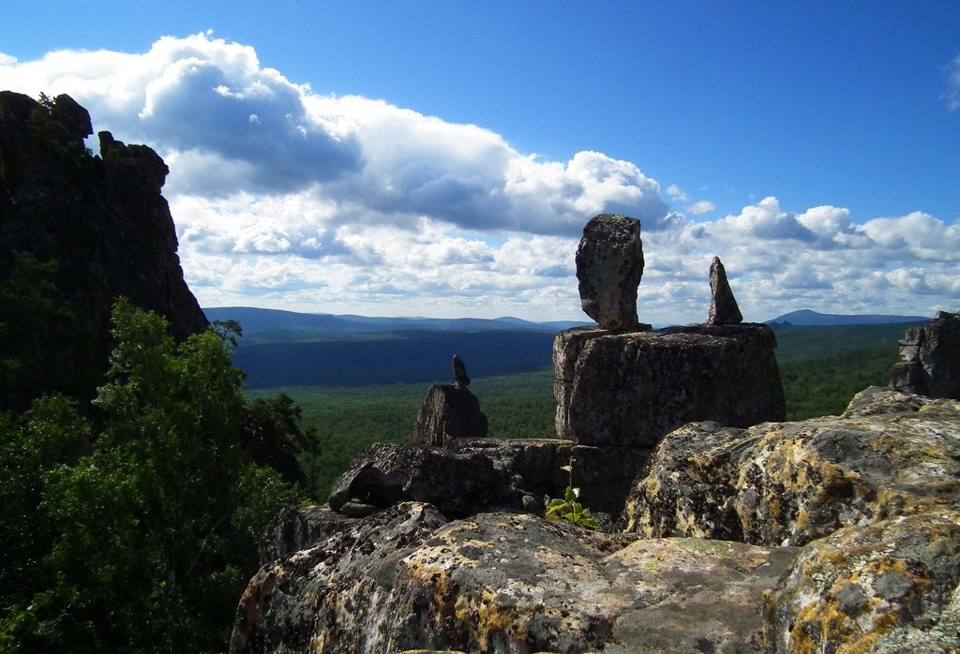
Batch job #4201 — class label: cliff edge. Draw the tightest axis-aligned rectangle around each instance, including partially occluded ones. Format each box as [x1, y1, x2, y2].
[0, 91, 206, 407]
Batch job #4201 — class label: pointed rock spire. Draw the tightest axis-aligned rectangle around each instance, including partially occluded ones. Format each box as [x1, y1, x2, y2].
[707, 256, 743, 325]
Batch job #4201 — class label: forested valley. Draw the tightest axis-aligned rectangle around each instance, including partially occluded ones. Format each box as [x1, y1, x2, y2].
[258, 321, 917, 499]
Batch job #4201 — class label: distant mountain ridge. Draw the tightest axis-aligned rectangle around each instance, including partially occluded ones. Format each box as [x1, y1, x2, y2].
[203, 306, 589, 337]
[765, 309, 930, 326]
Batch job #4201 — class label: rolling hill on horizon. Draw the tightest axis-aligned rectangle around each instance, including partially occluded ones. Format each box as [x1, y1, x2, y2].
[207, 306, 927, 390]
[765, 308, 931, 326]
[204, 306, 589, 343]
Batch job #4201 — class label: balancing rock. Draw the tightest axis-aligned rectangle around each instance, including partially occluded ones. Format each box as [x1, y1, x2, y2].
[575, 214, 645, 329]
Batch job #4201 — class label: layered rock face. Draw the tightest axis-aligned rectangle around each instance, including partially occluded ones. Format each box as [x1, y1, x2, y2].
[554, 323, 785, 447]
[890, 310, 960, 399]
[0, 91, 206, 406]
[327, 438, 646, 519]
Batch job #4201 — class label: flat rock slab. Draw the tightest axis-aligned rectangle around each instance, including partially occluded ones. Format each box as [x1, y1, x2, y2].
[327, 439, 650, 519]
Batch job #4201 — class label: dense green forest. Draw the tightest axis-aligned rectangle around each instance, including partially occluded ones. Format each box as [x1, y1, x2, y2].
[0, 300, 307, 653]
[254, 322, 918, 499]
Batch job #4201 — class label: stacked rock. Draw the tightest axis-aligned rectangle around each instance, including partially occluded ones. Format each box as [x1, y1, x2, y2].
[575, 214, 647, 330]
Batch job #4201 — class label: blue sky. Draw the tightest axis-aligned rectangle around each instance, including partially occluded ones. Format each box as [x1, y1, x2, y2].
[1, 1, 958, 323]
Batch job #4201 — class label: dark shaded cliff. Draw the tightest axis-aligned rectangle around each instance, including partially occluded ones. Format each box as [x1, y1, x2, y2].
[0, 91, 207, 408]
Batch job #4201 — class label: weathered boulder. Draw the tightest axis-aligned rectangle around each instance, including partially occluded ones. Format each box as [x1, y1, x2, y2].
[410, 383, 488, 448]
[575, 214, 645, 329]
[707, 255, 743, 325]
[554, 323, 785, 447]
[257, 504, 357, 563]
[231, 502, 450, 654]
[232, 502, 799, 654]
[890, 310, 960, 399]
[328, 442, 507, 517]
[327, 438, 649, 519]
[0, 91, 207, 408]
[764, 510, 960, 654]
[621, 386, 960, 546]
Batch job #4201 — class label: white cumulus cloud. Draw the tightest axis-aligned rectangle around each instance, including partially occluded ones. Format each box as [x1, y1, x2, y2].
[1, 33, 956, 323]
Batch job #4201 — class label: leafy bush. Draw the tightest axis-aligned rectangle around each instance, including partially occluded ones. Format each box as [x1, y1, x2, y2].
[0, 299, 303, 653]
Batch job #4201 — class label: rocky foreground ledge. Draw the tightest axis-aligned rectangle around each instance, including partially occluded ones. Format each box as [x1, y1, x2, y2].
[231, 387, 960, 653]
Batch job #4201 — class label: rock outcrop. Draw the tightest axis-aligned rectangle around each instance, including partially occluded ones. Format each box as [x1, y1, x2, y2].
[232, 212, 960, 653]
[235, 386, 960, 654]
[0, 91, 206, 407]
[233, 502, 799, 654]
[890, 310, 960, 399]
[575, 214, 645, 329]
[410, 383, 488, 448]
[554, 323, 785, 447]
[707, 255, 743, 325]
[620, 386, 960, 546]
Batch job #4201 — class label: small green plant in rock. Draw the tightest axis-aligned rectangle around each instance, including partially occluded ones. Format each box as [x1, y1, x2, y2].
[546, 456, 600, 530]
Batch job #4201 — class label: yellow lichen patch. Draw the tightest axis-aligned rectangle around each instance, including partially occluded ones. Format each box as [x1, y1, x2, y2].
[459, 588, 529, 651]
[786, 550, 939, 653]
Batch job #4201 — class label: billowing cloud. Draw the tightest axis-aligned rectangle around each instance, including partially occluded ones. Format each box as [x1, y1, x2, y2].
[712, 197, 816, 242]
[688, 200, 715, 215]
[1, 33, 956, 323]
[0, 32, 669, 236]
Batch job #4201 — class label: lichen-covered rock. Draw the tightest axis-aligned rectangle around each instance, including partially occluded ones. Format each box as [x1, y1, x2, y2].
[890, 310, 960, 399]
[232, 503, 799, 654]
[410, 383, 488, 447]
[763, 511, 960, 654]
[621, 386, 960, 546]
[258, 504, 358, 563]
[575, 214, 645, 329]
[231, 502, 450, 654]
[554, 323, 785, 446]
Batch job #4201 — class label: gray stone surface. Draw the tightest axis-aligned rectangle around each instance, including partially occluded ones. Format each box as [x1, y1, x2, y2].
[707, 255, 743, 325]
[575, 214, 645, 329]
[554, 323, 785, 447]
[621, 386, 960, 546]
[410, 383, 488, 448]
[890, 310, 960, 399]
[233, 504, 798, 654]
